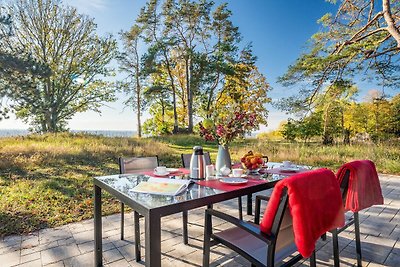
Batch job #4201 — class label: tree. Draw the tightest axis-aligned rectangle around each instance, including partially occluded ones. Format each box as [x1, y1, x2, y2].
[390, 93, 400, 136]
[135, 0, 261, 135]
[118, 26, 146, 137]
[1, 0, 117, 132]
[0, 3, 51, 120]
[281, 119, 297, 142]
[313, 80, 357, 144]
[137, 0, 181, 133]
[278, 0, 400, 112]
[215, 46, 270, 125]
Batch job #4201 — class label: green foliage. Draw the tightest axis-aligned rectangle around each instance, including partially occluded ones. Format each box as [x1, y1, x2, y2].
[281, 119, 297, 142]
[0, 3, 51, 120]
[1, 0, 117, 133]
[280, 92, 400, 144]
[128, 0, 269, 135]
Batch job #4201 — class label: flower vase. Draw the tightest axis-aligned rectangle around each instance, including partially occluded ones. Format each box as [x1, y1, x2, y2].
[215, 144, 232, 176]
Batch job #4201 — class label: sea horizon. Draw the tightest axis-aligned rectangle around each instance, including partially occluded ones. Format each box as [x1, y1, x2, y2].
[0, 129, 137, 138]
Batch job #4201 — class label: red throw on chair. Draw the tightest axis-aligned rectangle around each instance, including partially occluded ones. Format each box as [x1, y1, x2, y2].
[336, 160, 384, 212]
[260, 168, 345, 257]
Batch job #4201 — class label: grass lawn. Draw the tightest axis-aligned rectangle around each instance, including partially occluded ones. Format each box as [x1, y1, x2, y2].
[0, 133, 399, 236]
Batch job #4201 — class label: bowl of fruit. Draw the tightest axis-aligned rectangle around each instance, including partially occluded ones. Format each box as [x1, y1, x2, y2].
[240, 151, 268, 174]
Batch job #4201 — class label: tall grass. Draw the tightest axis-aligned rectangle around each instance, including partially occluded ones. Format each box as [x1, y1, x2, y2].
[0, 133, 398, 236]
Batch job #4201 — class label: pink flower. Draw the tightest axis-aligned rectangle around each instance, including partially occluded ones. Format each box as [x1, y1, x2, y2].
[199, 110, 259, 146]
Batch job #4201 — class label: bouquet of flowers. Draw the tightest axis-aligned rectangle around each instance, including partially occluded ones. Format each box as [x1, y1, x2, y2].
[199, 110, 258, 146]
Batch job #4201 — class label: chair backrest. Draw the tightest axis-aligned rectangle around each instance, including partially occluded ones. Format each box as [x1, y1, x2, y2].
[261, 168, 344, 260]
[119, 156, 159, 174]
[336, 160, 383, 212]
[181, 152, 211, 168]
[266, 188, 297, 264]
[339, 169, 351, 203]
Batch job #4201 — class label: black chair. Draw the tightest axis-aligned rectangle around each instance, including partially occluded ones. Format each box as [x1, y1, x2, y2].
[181, 152, 244, 220]
[330, 169, 360, 267]
[331, 160, 384, 267]
[203, 187, 316, 267]
[181, 152, 212, 168]
[119, 156, 159, 261]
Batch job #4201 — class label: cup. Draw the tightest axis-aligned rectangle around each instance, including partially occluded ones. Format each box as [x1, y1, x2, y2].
[219, 165, 231, 176]
[232, 168, 244, 177]
[154, 166, 167, 174]
[205, 164, 215, 179]
[282, 161, 292, 168]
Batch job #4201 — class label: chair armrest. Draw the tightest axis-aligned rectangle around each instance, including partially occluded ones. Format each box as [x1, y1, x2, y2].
[206, 208, 273, 244]
[256, 195, 270, 202]
[254, 195, 270, 224]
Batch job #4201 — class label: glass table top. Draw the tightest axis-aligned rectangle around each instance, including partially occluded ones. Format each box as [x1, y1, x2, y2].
[94, 162, 312, 210]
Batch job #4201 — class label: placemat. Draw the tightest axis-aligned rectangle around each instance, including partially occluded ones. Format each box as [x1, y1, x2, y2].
[196, 178, 267, 191]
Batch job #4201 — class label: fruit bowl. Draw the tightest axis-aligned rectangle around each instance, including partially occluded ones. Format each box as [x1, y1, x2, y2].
[240, 151, 265, 174]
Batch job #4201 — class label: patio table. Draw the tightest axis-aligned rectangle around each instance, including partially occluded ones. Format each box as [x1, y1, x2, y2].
[93, 163, 307, 267]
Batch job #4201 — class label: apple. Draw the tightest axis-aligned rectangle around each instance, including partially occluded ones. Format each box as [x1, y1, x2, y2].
[202, 119, 214, 129]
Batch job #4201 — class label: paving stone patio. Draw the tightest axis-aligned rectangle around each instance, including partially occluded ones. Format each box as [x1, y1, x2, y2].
[0, 174, 399, 267]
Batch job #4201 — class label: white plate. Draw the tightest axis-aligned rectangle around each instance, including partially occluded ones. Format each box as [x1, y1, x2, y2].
[166, 168, 179, 173]
[228, 174, 247, 178]
[153, 171, 170, 176]
[219, 177, 248, 185]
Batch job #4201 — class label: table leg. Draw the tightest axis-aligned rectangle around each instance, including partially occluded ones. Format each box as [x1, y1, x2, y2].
[247, 193, 253, 215]
[182, 210, 188, 245]
[145, 212, 161, 267]
[94, 185, 103, 267]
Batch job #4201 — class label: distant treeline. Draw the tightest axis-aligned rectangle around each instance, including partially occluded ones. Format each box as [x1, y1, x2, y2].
[271, 92, 400, 144]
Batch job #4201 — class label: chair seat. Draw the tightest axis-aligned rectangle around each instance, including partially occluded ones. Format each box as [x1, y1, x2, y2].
[214, 224, 297, 265]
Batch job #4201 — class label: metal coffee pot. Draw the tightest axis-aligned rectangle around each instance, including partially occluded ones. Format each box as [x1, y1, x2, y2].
[190, 146, 206, 179]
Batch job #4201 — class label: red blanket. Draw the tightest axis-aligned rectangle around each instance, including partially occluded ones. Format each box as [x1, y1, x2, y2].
[259, 168, 345, 257]
[336, 160, 383, 212]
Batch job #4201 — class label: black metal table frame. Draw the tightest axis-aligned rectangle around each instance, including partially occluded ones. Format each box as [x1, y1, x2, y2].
[94, 177, 277, 267]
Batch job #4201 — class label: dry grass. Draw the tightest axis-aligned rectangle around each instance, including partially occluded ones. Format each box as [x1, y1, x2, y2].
[0, 133, 398, 236]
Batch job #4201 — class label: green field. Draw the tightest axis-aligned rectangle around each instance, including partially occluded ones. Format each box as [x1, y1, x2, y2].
[0, 133, 399, 236]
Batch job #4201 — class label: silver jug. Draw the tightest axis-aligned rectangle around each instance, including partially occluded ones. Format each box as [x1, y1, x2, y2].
[190, 146, 206, 179]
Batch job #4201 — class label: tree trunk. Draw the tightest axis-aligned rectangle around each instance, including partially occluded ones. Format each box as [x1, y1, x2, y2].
[322, 106, 333, 145]
[185, 56, 193, 133]
[162, 50, 179, 134]
[136, 88, 142, 138]
[343, 129, 350, 145]
[382, 0, 400, 47]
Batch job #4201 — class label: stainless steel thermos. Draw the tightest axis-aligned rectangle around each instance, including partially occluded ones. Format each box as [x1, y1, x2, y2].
[190, 146, 206, 179]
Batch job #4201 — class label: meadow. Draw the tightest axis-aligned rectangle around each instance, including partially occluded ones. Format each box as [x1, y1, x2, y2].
[0, 133, 399, 236]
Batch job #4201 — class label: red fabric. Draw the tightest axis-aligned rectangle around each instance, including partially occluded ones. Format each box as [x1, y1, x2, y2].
[259, 168, 345, 257]
[196, 178, 267, 191]
[336, 160, 383, 212]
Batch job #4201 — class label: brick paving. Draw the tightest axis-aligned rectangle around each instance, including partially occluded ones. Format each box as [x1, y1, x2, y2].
[0, 174, 399, 267]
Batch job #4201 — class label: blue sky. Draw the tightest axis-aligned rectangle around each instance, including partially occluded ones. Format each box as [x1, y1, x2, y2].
[1, 0, 387, 132]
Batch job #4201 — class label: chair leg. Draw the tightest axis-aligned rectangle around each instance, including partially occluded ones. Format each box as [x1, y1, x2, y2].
[134, 211, 141, 262]
[238, 197, 243, 220]
[254, 196, 261, 224]
[182, 210, 188, 245]
[310, 250, 316, 267]
[332, 228, 340, 267]
[247, 193, 252, 215]
[120, 202, 124, 240]
[354, 212, 362, 267]
[203, 209, 212, 267]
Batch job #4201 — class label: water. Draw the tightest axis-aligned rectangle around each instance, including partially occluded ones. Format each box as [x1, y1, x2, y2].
[0, 129, 136, 138]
